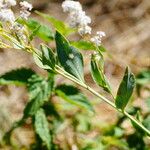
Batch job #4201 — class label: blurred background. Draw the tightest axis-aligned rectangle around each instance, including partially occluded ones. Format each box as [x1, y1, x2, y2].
[0, 0, 150, 149]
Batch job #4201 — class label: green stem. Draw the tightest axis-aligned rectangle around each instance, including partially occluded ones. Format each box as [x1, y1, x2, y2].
[123, 111, 150, 136]
[0, 32, 24, 49]
[55, 68, 150, 136]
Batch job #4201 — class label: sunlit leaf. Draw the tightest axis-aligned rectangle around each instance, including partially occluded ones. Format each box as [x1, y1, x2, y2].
[115, 67, 135, 110]
[18, 18, 54, 41]
[91, 53, 111, 93]
[55, 31, 84, 82]
[71, 41, 106, 52]
[27, 19, 54, 41]
[36, 11, 75, 36]
[71, 40, 95, 50]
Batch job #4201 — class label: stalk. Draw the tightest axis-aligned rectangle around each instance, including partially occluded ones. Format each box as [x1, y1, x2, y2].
[55, 67, 150, 136]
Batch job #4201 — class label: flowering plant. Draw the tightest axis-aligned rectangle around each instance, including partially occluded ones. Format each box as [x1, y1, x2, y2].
[0, 0, 150, 149]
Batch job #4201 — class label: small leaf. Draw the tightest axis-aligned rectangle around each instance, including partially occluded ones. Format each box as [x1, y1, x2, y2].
[35, 109, 51, 150]
[29, 25, 41, 41]
[143, 115, 150, 131]
[146, 97, 150, 111]
[41, 44, 56, 69]
[36, 11, 74, 36]
[115, 67, 135, 110]
[98, 45, 106, 52]
[136, 69, 150, 85]
[33, 52, 50, 70]
[71, 41, 107, 52]
[55, 84, 94, 112]
[23, 74, 54, 117]
[71, 40, 96, 50]
[0, 68, 35, 85]
[91, 53, 111, 93]
[55, 31, 84, 82]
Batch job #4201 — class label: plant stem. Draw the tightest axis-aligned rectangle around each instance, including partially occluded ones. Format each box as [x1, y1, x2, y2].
[55, 67, 150, 136]
[123, 111, 150, 136]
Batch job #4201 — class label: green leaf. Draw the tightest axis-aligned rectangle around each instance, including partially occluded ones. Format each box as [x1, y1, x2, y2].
[28, 19, 54, 41]
[41, 44, 56, 69]
[35, 109, 51, 150]
[23, 74, 54, 117]
[55, 31, 84, 82]
[42, 102, 61, 120]
[18, 18, 54, 42]
[146, 97, 150, 112]
[98, 45, 107, 52]
[71, 41, 106, 52]
[136, 69, 150, 85]
[0, 68, 35, 85]
[55, 84, 94, 112]
[36, 11, 74, 36]
[33, 52, 51, 70]
[143, 115, 150, 131]
[91, 53, 111, 93]
[127, 133, 145, 150]
[115, 67, 135, 110]
[71, 40, 96, 50]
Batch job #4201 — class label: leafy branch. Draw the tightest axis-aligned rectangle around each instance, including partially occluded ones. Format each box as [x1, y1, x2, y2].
[32, 31, 150, 136]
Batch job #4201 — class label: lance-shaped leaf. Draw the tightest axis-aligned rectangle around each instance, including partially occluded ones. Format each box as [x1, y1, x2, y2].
[41, 44, 56, 69]
[27, 19, 54, 42]
[35, 109, 51, 150]
[36, 11, 74, 36]
[91, 54, 111, 93]
[71, 40, 106, 52]
[23, 74, 54, 117]
[55, 31, 84, 82]
[0, 68, 35, 85]
[55, 84, 94, 112]
[115, 67, 135, 110]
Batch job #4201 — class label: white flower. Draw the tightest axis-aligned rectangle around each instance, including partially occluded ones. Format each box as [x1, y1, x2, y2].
[91, 31, 106, 46]
[91, 36, 101, 46]
[20, 1, 32, 20]
[62, 0, 92, 35]
[0, 0, 3, 6]
[20, 1, 32, 11]
[78, 25, 91, 35]
[96, 31, 106, 37]
[77, 11, 91, 26]
[20, 10, 31, 20]
[62, 0, 82, 13]
[11, 22, 27, 42]
[0, 8, 15, 23]
[5, 0, 16, 7]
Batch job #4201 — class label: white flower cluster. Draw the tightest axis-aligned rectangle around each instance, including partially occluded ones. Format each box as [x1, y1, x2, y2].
[62, 0, 106, 46]
[20, 1, 33, 20]
[90, 31, 106, 46]
[62, 0, 91, 35]
[0, 0, 32, 24]
[0, 0, 32, 43]
[0, 0, 16, 24]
